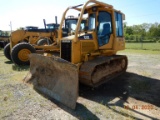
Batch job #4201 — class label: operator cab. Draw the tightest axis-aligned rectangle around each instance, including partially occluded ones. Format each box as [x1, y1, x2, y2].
[86, 6, 124, 48]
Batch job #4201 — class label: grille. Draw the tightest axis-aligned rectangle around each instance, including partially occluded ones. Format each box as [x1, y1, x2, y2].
[61, 40, 72, 62]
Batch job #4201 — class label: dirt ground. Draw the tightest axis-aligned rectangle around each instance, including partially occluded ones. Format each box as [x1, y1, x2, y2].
[0, 49, 160, 120]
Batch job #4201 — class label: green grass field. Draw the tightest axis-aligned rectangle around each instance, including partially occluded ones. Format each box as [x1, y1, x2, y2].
[119, 49, 160, 55]
[126, 43, 160, 51]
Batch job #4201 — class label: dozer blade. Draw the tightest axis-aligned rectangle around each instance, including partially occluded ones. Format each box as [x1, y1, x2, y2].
[24, 54, 78, 109]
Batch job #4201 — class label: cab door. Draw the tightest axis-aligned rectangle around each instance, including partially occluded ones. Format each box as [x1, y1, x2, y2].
[97, 11, 113, 48]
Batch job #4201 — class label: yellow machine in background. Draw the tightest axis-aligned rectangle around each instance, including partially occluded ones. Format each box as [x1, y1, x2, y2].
[10, 18, 59, 47]
[3, 24, 58, 61]
[24, 0, 128, 109]
[10, 24, 58, 47]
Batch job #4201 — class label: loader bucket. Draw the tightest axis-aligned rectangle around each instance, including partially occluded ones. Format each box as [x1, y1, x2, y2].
[24, 54, 79, 109]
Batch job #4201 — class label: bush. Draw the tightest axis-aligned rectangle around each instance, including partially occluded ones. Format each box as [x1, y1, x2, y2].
[125, 35, 129, 40]
[129, 35, 135, 40]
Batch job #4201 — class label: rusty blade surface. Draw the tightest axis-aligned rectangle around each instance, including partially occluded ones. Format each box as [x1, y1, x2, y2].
[24, 54, 79, 109]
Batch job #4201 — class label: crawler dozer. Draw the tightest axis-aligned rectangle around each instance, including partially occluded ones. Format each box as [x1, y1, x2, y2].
[24, 0, 128, 109]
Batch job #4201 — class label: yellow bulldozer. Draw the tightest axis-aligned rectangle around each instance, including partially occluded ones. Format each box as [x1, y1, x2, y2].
[24, 0, 128, 109]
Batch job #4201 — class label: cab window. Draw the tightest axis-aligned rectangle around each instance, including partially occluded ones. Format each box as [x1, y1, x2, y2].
[88, 13, 96, 30]
[115, 12, 123, 37]
[98, 11, 112, 46]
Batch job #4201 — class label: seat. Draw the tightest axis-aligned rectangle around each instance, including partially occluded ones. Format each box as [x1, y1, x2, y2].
[101, 23, 110, 36]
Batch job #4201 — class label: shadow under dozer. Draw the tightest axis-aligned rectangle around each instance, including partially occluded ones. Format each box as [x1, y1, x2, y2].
[24, 54, 78, 109]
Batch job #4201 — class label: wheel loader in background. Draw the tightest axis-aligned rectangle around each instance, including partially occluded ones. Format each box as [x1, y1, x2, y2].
[24, 0, 128, 109]
[0, 30, 9, 48]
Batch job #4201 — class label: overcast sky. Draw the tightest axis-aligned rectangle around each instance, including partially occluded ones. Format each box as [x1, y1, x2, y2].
[0, 0, 160, 30]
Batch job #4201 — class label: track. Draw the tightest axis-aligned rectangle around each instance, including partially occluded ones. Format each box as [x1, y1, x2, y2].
[79, 55, 128, 87]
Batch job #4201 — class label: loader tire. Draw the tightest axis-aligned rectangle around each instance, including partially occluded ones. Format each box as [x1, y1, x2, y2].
[37, 38, 52, 45]
[4, 43, 11, 60]
[11, 42, 36, 65]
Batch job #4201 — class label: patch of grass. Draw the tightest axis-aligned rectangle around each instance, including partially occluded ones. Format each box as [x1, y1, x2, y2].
[0, 50, 29, 82]
[118, 49, 160, 55]
[126, 43, 160, 51]
[0, 50, 52, 118]
[12, 65, 29, 71]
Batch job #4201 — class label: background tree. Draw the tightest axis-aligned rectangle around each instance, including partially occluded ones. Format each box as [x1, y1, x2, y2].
[124, 22, 160, 42]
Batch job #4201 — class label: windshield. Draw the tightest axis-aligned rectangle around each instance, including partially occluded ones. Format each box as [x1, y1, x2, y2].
[0, 31, 2, 36]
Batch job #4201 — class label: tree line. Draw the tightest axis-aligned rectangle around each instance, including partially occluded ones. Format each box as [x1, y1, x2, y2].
[124, 22, 160, 43]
